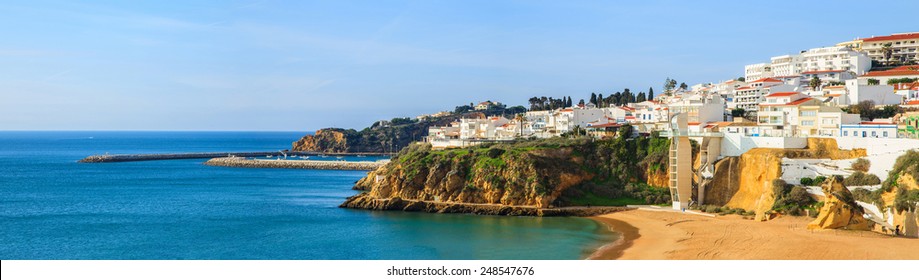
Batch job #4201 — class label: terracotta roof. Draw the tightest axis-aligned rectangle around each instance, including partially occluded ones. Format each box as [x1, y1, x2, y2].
[760, 97, 814, 106]
[620, 106, 635, 111]
[588, 123, 621, 128]
[735, 86, 753, 90]
[825, 85, 845, 89]
[827, 93, 842, 97]
[859, 121, 895, 125]
[862, 33, 919, 42]
[749, 78, 783, 83]
[861, 66, 919, 77]
[559, 108, 574, 112]
[773, 75, 802, 78]
[905, 100, 919, 105]
[802, 70, 846, 75]
[766, 92, 800, 97]
[624, 116, 636, 119]
[687, 122, 701, 125]
[786, 97, 815, 105]
[893, 82, 919, 90]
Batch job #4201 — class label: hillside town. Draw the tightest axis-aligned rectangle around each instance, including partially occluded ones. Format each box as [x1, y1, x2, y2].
[425, 32, 919, 150]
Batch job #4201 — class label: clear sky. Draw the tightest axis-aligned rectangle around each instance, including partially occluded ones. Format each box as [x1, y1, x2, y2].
[1, 0, 915, 131]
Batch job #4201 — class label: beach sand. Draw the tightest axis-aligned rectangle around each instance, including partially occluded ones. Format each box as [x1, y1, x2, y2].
[588, 209, 919, 260]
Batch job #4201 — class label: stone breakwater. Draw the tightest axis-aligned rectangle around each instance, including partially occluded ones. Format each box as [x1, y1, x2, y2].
[340, 193, 633, 217]
[204, 157, 387, 170]
[79, 151, 390, 163]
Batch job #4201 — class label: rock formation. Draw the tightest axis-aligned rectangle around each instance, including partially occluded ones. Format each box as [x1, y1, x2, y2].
[705, 138, 866, 221]
[808, 176, 873, 230]
[342, 135, 672, 214]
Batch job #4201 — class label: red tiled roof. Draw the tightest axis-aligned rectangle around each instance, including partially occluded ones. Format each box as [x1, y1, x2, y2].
[749, 78, 783, 83]
[765, 91, 799, 97]
[624, 116, 636, 119]
[735, 86, 753, 90]
[862, 33, 919, 42]
[825, 85, 845, 89]
[827, 93, 842, 97]
[905, 100, 919, 105]
[760, 97, 814, 106]
[620, 106, 635, 111]
[588, 123, 622, 128]
[559, 108, 574, 112]
[687, 122, 701, 125]
[786, 97, 815, 105]
[861, 66, 919, 77]
[802, 70, 846, 75]
[773, 75, 802, 78]
[893, 82, 919, 90]
[859, 121, 895, 125]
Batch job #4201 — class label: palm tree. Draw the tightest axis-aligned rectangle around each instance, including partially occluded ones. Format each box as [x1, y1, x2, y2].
[514, 113, 527, 137]
[809, 76, 822, 90]
[882, 43, 893, 65]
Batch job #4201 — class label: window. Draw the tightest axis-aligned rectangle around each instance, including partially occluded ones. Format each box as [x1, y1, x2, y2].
[801, 121, 815, 126]
[872, 131, 877, 137]
[883, 131, 889, 137]
[844, 131, 848, 136]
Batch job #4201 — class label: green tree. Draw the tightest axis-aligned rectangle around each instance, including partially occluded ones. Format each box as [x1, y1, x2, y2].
[663, 78, 676, 95]
[867, 78, 880, 85]
[636, 92, 647, 102]
[648, 87, 655, 101]
[597, 94, 604, 107]
[882, 43, 893, 64]
[737, 77, 745, 82]
[679, 82, 688, 90]
[809, 76, 822, 89]
[590, 92, 598, 106]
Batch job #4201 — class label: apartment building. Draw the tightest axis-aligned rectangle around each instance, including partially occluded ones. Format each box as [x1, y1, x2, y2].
[859, 32, 919, 64]
[733, 78, 798, 111]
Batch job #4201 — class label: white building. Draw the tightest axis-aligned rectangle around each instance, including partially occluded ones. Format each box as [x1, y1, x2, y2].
[859, 32, 919, 64]
[842, 79, 901, 106]
[733, 78, 798, 111]
[667, 94, 726, 124]
[841, 121, 898, 139]
[744, 63, 773, 81]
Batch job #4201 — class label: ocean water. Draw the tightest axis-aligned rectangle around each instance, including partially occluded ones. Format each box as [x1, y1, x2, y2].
[0, 131, 615, 260]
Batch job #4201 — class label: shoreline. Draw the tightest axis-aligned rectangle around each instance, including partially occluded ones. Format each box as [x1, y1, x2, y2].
[204, 157, 387, 170]
[587, 210, 919, 260]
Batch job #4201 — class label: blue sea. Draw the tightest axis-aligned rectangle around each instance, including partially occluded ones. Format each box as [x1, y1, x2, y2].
[0, 131, 615, 260]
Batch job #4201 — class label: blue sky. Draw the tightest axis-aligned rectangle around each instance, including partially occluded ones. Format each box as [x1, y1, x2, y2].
[1, 0, 915, 131]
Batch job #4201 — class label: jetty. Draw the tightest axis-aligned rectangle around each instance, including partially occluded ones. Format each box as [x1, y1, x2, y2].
[204, 157, 387, 170]
[78, 151, 390, 163]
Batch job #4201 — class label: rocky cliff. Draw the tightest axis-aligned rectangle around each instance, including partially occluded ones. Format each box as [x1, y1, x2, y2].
[292, 112, 485, 153]
[704, 138, 866, 221]
[808, 176, 872, 230]
[342, 132, 672, 214]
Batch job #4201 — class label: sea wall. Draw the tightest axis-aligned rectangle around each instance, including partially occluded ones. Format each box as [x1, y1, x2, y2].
[204, 157, 386, 170]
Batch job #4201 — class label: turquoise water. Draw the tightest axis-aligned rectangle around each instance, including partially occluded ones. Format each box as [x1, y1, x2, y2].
[0, 131, 615, 260]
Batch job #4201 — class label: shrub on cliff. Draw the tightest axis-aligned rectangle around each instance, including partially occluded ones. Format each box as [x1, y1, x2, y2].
[772, 181, 815, 216]
[843, 171, 881, 186]
[799, 177, 814, 186]
[851, 158, 871, 172]
[882, 150, 919, 191]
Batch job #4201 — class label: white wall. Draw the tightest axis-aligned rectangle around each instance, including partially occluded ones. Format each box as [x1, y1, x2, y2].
[835, 138, 919, 181]
[720, 134, 808, 157]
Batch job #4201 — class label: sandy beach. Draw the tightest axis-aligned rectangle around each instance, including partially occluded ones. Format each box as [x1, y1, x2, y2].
[588, 209, 919, 260]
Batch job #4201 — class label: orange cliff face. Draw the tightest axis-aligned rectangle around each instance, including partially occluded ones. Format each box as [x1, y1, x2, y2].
[808, 176, 872, 230]
[705, 138, 866, 221]
[291, 129, 350, 153]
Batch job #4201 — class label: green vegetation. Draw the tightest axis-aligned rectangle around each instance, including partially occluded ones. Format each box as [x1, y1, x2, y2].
[843, 171, 881, 186]
[392, 125, 673, 207]
[799, 176, 827, 186]
[771, 179, 816, 216]
[886, 77, 918, 85]
[851, 158, 871, 172]
[867, 78, 880, 85]
[843, 100, 900, 121]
